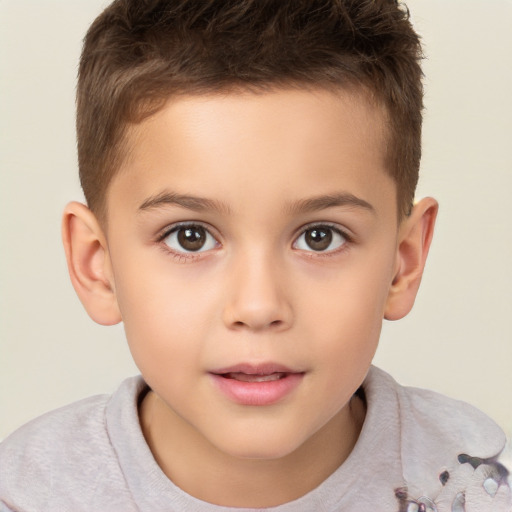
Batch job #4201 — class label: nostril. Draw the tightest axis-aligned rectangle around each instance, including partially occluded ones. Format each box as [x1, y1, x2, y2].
[230, 319, 284, 331]
[223, 297, 293, 332]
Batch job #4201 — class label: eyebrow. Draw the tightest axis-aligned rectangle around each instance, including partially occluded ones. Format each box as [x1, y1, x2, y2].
[285, 193, 375, 215]
[138, 191, 232, 215]
[138, 190, 374, 216]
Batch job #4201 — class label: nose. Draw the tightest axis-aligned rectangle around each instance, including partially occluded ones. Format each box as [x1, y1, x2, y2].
[222, 251, 293, 332]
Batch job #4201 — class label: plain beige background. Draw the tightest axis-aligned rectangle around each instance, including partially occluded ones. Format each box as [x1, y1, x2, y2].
[1, 0, 511, 449]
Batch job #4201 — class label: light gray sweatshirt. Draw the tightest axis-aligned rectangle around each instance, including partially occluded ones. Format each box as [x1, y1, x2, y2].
[0, 366, 509, 511]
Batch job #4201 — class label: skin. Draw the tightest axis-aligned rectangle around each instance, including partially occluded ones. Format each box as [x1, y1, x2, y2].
[62, 88, 437, 507]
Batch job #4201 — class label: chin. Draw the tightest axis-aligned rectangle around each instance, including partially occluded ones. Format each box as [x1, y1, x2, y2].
[214, 430, 307, 462]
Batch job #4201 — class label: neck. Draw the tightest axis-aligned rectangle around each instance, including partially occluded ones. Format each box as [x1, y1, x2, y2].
[139, 391, 365, 508]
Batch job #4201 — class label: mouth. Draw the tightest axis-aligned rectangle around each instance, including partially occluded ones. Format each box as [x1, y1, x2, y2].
[209, 363, 304, 406]
[211, 363, 301, 380]
[221, 372, 288, 383]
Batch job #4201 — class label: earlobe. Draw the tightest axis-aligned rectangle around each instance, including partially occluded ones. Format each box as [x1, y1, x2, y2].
[62, 201, 122, 326]
[384, 197, 438, 321]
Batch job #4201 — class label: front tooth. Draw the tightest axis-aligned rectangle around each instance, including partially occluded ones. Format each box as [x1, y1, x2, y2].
[253, 374, 282, 382]
[227, 372, 283, 382]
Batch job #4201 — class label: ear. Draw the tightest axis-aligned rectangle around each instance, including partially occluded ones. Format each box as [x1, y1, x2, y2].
[384, 197, 438, 321]
[62, 201, 122, 326]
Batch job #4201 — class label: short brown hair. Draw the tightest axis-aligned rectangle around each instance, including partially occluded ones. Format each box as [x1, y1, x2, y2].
[77, 0, 423, 219]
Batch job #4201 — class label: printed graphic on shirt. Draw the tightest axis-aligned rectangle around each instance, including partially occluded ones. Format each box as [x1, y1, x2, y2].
[395, 454, 511, 512]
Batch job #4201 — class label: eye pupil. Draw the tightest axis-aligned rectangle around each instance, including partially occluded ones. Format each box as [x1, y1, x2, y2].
[305, 228, 332, 251]
[177, 226, 206, 251]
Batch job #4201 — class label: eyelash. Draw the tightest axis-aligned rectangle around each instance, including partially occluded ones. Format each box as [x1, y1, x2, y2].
[156, 222, 352, 262]
[157, 222, 219, 262]
[293, 222, 352, 258]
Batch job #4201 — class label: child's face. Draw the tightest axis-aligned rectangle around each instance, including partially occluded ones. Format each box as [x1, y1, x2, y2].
[104, 88, 401, 459]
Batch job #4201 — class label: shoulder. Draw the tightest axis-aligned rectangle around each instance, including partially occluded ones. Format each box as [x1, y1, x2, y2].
[366, 366, 506, 457]
[0, 377, 142, 511]
[365, 366, 510, 508]
[392, 370, 506, 459]
[0, 391, 108, 466]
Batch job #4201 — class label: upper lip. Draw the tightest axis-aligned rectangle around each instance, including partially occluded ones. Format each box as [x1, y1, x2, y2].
[210, 363, 301, 375]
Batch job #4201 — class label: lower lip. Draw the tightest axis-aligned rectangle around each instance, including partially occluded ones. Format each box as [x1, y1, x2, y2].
[210, 373, 304, 406]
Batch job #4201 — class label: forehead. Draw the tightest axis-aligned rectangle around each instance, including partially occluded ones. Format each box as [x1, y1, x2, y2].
[125, 86, 387, 155]
[107, 87, 394, 220]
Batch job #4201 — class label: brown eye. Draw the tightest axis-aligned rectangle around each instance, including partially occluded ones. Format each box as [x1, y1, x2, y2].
[305, 227, 332, 251]
[163, 224, 217, 253]
[178, 226, 206, 251]
[294, 225, 346, 252]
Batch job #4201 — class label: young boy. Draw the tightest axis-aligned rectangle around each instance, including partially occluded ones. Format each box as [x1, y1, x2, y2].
[0, 1, 509, 510]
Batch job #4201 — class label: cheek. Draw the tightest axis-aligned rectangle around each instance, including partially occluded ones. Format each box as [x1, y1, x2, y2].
[303, 284, 385, 416]
[113, 262, 219, 373]
[300, 254, 394, 363]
